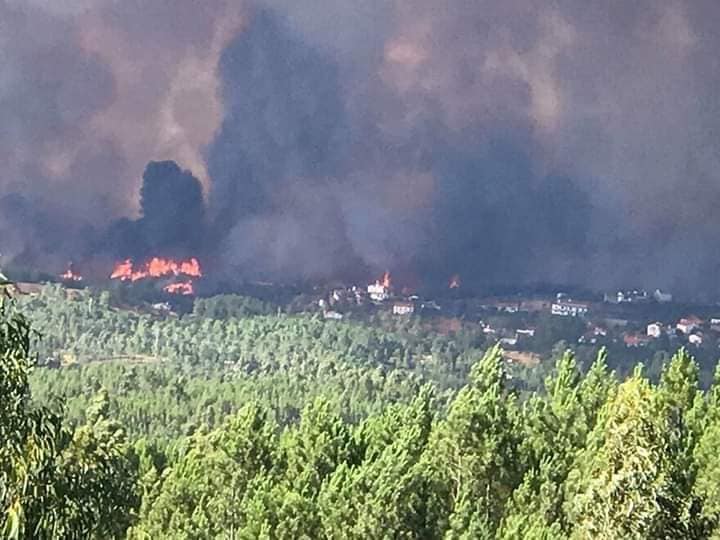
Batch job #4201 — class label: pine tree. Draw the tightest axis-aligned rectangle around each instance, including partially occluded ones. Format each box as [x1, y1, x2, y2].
[237, 475, 321, 539]
[279, 397, 357, 497]
[55, 391, 140, 538]
[694, 363, 720, 535]
[570, 371, 702, 539]
[130, 404, 277, 539]
[423, 346, 523, 537]
[319, 387, 436, 539]
[505, 350, 603, 537]
[498, 462, 567, 540]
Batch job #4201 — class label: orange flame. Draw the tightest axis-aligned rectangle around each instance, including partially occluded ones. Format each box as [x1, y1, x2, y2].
[379, 271, 391, 289]
[449, 274, 461, 289]
[60, 263, 83, 282]
[110, 257, 202, 282]
[110, 260, 134, 280]
[164, 281, 195, 295]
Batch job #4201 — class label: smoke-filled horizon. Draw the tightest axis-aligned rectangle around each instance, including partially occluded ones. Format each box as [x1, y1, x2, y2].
[2, 0, 719, 297]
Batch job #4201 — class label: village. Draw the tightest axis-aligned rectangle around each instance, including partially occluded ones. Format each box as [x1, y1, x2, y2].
[316, 276, 720, 355]
[8, 259, 720, 360]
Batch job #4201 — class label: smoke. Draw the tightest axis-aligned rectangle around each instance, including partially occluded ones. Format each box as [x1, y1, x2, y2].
[208, 1, 720, 295]
[106, 161, 205, 259]
[0, 0, 240, 268]
[204, 4, 598, 286]
[3, 1, 720, 297]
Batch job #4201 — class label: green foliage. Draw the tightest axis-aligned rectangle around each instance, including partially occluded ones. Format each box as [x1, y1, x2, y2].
[8, 296, 720, 537]
[130, 404, 277, 539]
[694, 364, 720, 535]
[504, 349, 614, 537]
[193, 294, 277, 319]
[25, 284, 479, 442]
[318, 388, 436, 539]
[423, 346, 523, 537]
[0, 300, 138, 539]
[569, 371, 705, 538]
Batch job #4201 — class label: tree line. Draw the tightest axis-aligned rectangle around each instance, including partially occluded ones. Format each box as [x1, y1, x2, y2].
[5, 296, 720, 538]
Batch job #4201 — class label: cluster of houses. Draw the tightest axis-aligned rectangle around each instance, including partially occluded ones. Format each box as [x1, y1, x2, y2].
[636, 316, 720, 347]
[317, 279, 720, 351]
[482, 294, 592, 318]
[479, 288, 674, 320]
[578, 315, 720, 349]
[603, 288, 673, 304]
[319, 280, 429, 320]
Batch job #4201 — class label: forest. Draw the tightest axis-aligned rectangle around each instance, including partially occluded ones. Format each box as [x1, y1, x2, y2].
[4, 286, 720, 538]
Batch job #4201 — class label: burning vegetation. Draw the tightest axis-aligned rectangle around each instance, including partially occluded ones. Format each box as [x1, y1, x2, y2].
[110, 257, 202, 295]
[163, 281, 195, 296]
[110, 257, 202, 282]
[379, 271, 392, 289]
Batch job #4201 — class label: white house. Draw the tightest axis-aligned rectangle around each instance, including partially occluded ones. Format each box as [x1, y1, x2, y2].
[647, 322, 663, 338]
[605, 290, 650, 304]
[618, 290, 649, 303]
[152, 302, 172, 312]
[367, 283, 389, 302]
[677, 316, 703, 335]
[392, 301, 415, 316]
[516, 328, 536, 338]
[689, 333, 703, 346]
[551, 301, 589, 317]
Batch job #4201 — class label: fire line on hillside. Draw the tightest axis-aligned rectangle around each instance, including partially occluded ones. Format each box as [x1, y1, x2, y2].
[110, 257, 202, 295]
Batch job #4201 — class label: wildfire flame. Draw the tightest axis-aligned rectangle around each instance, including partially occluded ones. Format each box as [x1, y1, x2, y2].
[449, 274, 461, 289]
[110, 257, 202, 295]
[163, 281, 195, 296]
[60, 263, 83, 282]
[110, 257, 202, 282]
[379, 271, 391, 289]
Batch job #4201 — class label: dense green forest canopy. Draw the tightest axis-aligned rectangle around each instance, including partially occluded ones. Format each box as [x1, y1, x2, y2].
[5, 288, 720, 538]
[22, 285, 487, 440]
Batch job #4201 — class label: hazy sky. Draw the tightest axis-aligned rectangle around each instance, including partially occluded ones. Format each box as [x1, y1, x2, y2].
[2, 0, 719, 296]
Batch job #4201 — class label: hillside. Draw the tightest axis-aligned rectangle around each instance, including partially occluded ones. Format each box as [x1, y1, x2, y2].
[4, 294, 720, 537]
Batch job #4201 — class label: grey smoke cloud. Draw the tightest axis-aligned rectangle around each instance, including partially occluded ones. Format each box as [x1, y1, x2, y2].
[2, 0, 720, 297]
[0, 0, 240, 267]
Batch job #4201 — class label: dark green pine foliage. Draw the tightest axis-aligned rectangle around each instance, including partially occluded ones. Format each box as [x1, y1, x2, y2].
[569, 367, 704, 539]
[656, 348, 708, 535]
[129, 404, 276, 539]
[239, 398, 357, 538]
[694, 363, 720, 535]
[10, 296, 720, 538]
[318, 386, 436, 539]
[423, 346, 523, 538]
[501, 349, 614, 538]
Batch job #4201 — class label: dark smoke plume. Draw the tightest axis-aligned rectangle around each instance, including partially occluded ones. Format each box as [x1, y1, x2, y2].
[3, 1, 720, 298]
[206, 6, 594, 287]
[106, 161, 205, 259]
